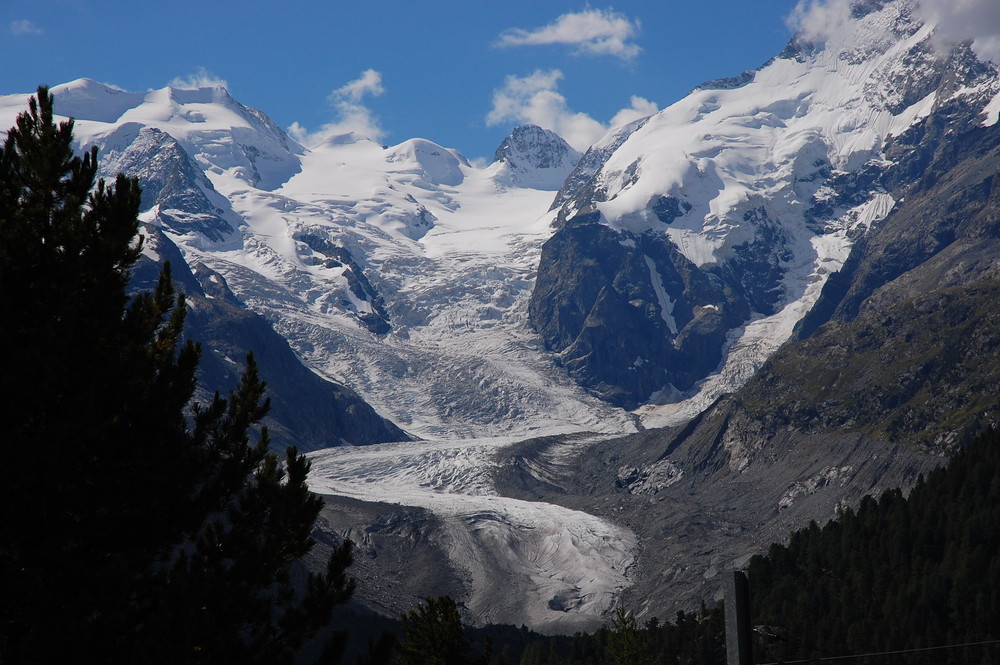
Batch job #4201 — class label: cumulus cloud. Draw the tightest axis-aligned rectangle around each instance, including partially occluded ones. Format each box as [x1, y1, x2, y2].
[610, 95, 660, 128]
[10, 19, 42, 36]
[497, 8, 641, 60]
[917, 0, 1000, 64]
[289, 69, 387, 147]
[787, 0, 1000, 63]
[486, 69, 658, 152]
[331, 68, 385, 102]
[169, 68, 229, 90]
[784, 0, 854, 44]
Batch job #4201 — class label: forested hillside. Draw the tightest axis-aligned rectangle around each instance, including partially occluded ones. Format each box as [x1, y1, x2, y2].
[746, 428, 1000, 664]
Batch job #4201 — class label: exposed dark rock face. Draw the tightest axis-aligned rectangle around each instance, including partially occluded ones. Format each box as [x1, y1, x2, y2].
[296, 233, 392, 335]
[130, 226, 408, 450]
[715, 207, 793, 316]
[692, 69, 757, 93]
[649, 195, 691, 225]
[530, 193, 799, 408]
[99, 125, 238, 244]
[528, 212, 749, 408]
[804, 159, 887, 235]
[493, 124, 581, 191]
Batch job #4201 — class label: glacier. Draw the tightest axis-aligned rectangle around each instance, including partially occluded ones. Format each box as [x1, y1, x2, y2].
[308, 436, 636, 632]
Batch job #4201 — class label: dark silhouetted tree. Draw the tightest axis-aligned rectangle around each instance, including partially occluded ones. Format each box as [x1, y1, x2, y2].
[0, 86, 353, 665]
[398, 596, 490, 665]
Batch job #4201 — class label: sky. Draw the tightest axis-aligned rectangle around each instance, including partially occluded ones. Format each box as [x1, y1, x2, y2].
[3, 1, 999, 162]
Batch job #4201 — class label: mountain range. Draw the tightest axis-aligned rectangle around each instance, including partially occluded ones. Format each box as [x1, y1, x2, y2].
[4, 0, 1000, 634]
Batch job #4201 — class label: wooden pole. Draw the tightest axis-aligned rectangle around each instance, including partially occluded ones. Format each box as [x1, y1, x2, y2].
[725, 570, 753, 665]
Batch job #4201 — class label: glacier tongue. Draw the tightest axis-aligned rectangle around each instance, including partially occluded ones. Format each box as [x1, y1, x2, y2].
[308, 437, 636, 632]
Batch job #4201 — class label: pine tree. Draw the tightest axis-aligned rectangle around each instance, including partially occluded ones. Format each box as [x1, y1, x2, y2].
[608, 606, 649, 665]
[0, 86, 353, 664]
[397, 596, 489, 665]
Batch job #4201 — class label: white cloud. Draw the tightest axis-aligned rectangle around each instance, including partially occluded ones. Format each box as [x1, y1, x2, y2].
[787, 0, 1000, 63]
[610, 96, 660, 128]
[289, 69, 387, 147]
[486, 70, 658, 152]
[784, 0, 853, 44]
[10, 19, 42, 36]
[497, 9, 641, 60]
[331, 68, 385, 102]
[917, 0, 1000, 64]
[169, 68, 229, 90]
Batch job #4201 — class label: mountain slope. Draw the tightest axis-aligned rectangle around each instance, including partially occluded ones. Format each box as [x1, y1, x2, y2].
[129, 225, 408, 450]
[531, 0, 1000, 412]
[737, 101, 1000, 452]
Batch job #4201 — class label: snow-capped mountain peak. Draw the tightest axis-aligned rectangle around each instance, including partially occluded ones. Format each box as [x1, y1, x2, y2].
[49, 78, 147, 123]
[48, 81, 305, 193]
[531, 0, 1000, 415]
[557, 0, 996, 262]
[491, 124, 582, 191]
[385, 137, 469, 187]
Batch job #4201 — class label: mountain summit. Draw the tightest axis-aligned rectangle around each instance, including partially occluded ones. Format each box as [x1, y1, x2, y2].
[492, 124, 582, 190]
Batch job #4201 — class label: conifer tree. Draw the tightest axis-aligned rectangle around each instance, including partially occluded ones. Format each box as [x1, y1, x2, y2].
[397, 596, 490, 665]
[0, 86, 353, 664]
[608, 606, 649, 665]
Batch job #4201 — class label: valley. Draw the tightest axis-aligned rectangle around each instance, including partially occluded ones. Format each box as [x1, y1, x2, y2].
[3, 0, 999, 637]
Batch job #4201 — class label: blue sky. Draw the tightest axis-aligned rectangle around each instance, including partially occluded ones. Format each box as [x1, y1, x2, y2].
[3, 1, 805, 160]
